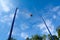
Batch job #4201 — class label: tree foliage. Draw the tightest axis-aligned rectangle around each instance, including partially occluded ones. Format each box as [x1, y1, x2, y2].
[48, 35, 59, 40]
[10, 37, 16, 40]
[26, 34, 43, 40]
[42, 34, 46, 40]
[26, 37, 30, 40]
[7, 37, 16, 40]
[31, 35, 43, 40]
[56, 26, 60, 38]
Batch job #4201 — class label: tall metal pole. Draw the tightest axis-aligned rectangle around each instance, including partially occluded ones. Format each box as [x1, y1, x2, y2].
[30, 14, 54, 40]
[41, 16, 54, 40]
[8, 8, 18, 40]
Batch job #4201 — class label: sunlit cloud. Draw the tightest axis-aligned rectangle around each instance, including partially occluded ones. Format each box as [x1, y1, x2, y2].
[8, 27, 21, 36]
[37, 19, 56, 35]
[47, 6, 60, 15]
[57, 11, 60, 16]
[19, 10, 32, 19]
[20, 32, 28, 39]
[0, 13, 14, 25]
[20, 23, 29, 30]
[53, 15, 57, 19]
[52, 6, 60, 12]
[0, 0, 14, 12]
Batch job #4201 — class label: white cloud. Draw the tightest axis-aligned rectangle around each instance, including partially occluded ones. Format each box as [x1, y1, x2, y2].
[53, 15, 57, 19]
[42, 5, 60, 20]
[8, 31, 15, 36]
[57, 11, 60, 16]
[0, 13, 14, 25]
[49, 6, 60, 16]
[8, 27, 21, 36]
[2, 3, 10, 12]
[19, 11, 32, 19]
[20, 23, 29, 30]
[21, 32, 28, 39]
[52, 6, 60, 12]
[0, 0, 10, 12]
[37, 19, 56, 35]
[9, 14, 14, 19]
[51, 6, 60, 17]
[0, 0, 14, 12]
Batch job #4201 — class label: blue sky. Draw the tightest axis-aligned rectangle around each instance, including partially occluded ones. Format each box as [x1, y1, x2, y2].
[0, 0, 60, 40]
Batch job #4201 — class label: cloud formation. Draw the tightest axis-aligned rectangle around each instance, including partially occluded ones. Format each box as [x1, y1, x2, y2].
[20, 23, 29, 30]
[20, 32, 28, 39]
[37, 19, 56, 35]
[53, 15, 57, 19]
[0, 13, 14, 26]
[0, 0, 14, 12]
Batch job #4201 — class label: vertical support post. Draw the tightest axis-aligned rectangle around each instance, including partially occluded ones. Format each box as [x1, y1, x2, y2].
[8, 8, 18, 40]
[41, 16, 54, 40]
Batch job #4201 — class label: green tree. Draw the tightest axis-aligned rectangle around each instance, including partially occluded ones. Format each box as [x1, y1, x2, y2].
[26, 37, 30, 40]
[42, 34, 46, 40]
[7, 37, 16, 40]
[48, 34, 58, 40]
[30, 34, 43, 40]
[26, 34, 43, 40]
[10, 37, 16, 40]
[56, 26, 60, 38]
